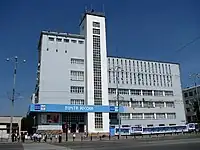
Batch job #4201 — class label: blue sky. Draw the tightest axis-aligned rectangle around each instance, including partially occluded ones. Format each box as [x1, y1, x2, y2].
[0, 0, 200, 116]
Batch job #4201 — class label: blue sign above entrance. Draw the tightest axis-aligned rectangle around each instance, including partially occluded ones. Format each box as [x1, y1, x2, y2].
[29, 104, 124, 113]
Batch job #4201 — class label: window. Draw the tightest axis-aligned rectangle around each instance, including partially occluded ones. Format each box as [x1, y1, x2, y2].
[186, 108, 190, 112]
[109, 100, 117, 106]
[165, 91, 173, 96]
[120, 101, 129, 107]
[143, 101, 154, 108]
[56, 49, 58, 52]
[132, 113, 143, 119]
[147, 124, 153, 127]
[189, 91, 193, 96]
[71, 39, 77, 43]
[70, 71, 84, 81]
[155, 101, 164, 107]
[159, 124, 165, 126]
[70, 86, 84, 94]
[144, 113, 154, 119]
[130, 89, 141, 95]
[108, 88, 116, 94]
[167, 113, 176, 119]
[166, 101, 175, 108]
[93, 28, 100, 35]
[185, 100, 189, 104]
[120, 113, 130, 120]
[70, 99, 84, 105]
[118, 89, 129, 95]
[93, 22, 100, 28]
[64, 39, 69, 42]
[142, 90, 152, 96]
[131, 101, 142, 108]
[169, 124, 176, 126]
[108, 71, 111, 83]
[65, 50, 67, 53]
[56, 38, 62, 42]
[78, 40, 84, 44]
[154, 90, 163, 96]
[156, 113, 165, 119]
[95, 112, 103, 129]
[71, 58, 84, 64]
[48, 37, 54, 41]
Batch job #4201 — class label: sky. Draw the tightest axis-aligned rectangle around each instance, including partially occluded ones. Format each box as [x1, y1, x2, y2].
[0, 0, 200, 116]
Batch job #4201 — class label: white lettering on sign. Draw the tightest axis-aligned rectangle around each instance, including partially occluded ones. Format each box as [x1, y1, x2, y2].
[65, 106, 79, 111]
[79, 106, 94, 111]
[64, 106, 94, 111]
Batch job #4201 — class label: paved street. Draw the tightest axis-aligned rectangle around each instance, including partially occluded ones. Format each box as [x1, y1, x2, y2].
[1, 137, 200, 150]
[53, 138, 200, 150]
[0, 143, 23, 150]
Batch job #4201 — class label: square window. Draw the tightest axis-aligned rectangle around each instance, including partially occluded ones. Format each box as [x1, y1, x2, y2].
[78, 40, 84, 44]
[64, 39, 69, 42]
[56, 38, 62, 42]
[48, 37, 54, 41]
[71, 40, 77, 43]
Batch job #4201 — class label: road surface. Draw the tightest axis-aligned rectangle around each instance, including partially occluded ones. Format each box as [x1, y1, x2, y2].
[1, 137, 200, 150]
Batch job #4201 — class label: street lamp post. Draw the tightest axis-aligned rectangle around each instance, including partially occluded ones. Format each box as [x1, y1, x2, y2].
[109, 66, 122, 138]
[6, 56, 26, 141]
[190, 73, 200, 122]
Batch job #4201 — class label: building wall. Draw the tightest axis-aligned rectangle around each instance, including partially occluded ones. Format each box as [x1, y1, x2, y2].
[80, 13, 109, 133]
[183, 86, 200, 123]
[107, 57, 186, 127]
[38, 33, 85, 104]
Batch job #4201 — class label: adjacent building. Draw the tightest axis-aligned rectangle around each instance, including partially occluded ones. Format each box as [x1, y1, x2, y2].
[183, 85, 200, 123]
[28, 10, 186, 134]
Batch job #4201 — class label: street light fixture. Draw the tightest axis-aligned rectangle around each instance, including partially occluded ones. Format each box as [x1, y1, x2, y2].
[6, 56, 26, 142]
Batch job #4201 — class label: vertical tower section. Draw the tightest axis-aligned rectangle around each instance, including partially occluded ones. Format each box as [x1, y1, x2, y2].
[80, 11, 109, 133]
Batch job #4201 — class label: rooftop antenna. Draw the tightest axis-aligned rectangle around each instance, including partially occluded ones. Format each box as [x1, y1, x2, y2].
[85, 6, 88, 12]
[102, 4, 105, 14]
[90, 4, 94, 12]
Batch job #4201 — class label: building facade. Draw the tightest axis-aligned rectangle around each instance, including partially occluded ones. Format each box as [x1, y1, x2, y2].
[183, 86, 200, 123]
[29, 10, 186, 134]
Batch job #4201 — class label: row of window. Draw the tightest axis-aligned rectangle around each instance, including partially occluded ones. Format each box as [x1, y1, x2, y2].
[70, 86, 174, 97]
[70, 86, 84, 94]
[108, 88, 173, 96]
[120, 113, 176, 120]
[109, 100, 175, 108]
[71, 58, 84, 65]
[93, 32, 102, 106]
[108, 72, 172, 87]
[108, 58, 172, 75]
[48, 36, 84, 44]
[183, 90, 198, 98]
[70, 99, 84, 105]
[70, 71, 84, 81]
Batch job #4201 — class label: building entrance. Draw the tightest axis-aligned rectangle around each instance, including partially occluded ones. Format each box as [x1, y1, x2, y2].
[62, 113, 86, 133]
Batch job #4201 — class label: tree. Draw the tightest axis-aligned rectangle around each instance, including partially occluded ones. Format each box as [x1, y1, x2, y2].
[21, 115, 34, 134]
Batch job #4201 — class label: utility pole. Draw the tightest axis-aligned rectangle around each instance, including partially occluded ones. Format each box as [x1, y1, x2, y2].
[6, 56, 26, 141]
[109, 66, 122, 138]
[190, 73, 200, 122]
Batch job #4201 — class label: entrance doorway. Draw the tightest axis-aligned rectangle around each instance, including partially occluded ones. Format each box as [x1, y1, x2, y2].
[62, 113, 86, 133]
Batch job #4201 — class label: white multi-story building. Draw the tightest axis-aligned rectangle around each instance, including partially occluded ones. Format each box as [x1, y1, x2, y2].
[28, 10, 186, 134]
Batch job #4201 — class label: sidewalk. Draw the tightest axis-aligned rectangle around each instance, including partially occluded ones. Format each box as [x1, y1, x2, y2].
[22, 143, 73, 150]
